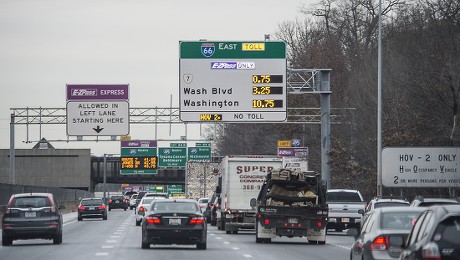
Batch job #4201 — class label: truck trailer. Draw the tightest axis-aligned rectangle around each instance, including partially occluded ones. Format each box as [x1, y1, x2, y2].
[216, 155, 284, 234]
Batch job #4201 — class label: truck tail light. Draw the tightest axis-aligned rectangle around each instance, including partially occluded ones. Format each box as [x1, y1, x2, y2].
[264, 219, 270, 225]
[317, 221, 323, 228]
[370, 236, 389, 251]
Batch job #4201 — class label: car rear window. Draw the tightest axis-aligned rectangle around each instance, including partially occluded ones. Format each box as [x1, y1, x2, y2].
[419, 201, 459, 207]
[153, 202, 198, 213]
[81, 199, 103, 206]
[433, 216, 460, 244]
[199, 199, 209, 203]
[12, 197, 50, 208]
[326, 192, 362, 202]
[374, 202, 409, 209]
[141, 198, 154, 205]
[382, 212, 421, 230]
[111, 196, 125, 200]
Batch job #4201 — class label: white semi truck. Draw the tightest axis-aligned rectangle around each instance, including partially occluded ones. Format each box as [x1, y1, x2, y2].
[216, 155, 283, 234]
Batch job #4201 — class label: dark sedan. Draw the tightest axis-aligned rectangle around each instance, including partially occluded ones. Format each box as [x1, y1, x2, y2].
[349, 207, 424, 260]
[2, 193, 64, 246]
[141, 199, 207, 249]
[78, 198, 107, 221]
[397, 204, 460, 260]
[108, 195, 129, 211]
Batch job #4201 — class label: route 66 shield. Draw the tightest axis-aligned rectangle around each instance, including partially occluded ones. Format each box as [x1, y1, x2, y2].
[201, 43, 215, 57]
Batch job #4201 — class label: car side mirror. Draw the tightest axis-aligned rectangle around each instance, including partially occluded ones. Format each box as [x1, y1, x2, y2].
[358, 209, 364, 215]
[250, 198, 257, 208]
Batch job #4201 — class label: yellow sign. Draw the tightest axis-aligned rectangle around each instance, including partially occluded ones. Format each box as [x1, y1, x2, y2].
[278, 140, 291, 147]
[120, 135, 131, 141]
[242, 43, 265, 51]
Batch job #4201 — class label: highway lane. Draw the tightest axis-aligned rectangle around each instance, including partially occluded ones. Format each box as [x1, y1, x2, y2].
[1, 210, 355, 260]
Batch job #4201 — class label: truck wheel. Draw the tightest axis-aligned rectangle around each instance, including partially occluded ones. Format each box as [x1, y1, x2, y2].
[211, 217, 217, 226]
[226, 230, 231, 234]
[264, 238, 272, 243]
[232, 230, 238, 234]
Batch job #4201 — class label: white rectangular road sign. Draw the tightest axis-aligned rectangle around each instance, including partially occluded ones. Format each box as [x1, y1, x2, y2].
[66, 101, 129, 136]
[382, 147, 460, 188]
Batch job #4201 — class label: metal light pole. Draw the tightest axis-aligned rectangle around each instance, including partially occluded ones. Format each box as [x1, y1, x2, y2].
[377, 0, 383, 196]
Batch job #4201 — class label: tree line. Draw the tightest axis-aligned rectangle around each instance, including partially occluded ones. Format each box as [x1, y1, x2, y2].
[207, 0, 460, 200]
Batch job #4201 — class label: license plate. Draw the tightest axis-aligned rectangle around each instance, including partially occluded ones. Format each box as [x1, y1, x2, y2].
[115, 200, 119, 203]
[169, 218, 181, 225]
[342, 218, 350, 223]
[288, 218, 298, 224]
[25, 212, 36, 218]
[90, 207, 95, 210]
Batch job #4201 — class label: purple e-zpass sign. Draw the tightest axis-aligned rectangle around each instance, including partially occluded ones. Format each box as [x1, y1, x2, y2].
[277, 147, 309, 158]
[121, 140, 157, 148]
[67, 84, 129, 100]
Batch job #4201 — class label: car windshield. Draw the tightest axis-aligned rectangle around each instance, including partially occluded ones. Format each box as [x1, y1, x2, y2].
[153, 202, 198, 213]
[326, 192, 362, 202]
[433, 216, 460, 244]
[374, 202, 409, 209]
[12, 197, 50, 208]
[81, 199, 103, 206]
[381, 212, 421, 230]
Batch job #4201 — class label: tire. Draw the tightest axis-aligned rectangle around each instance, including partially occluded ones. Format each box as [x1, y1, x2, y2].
[109, 208, 111, 211]
[255, 223, 262, 243]
[197, 241, 207, 250]
[210, 217, 216, 226]
[103, 215, 107, 220]
[77, 216, 82, 221]
[124, 208, 127, 211]
[232, 230, 238, 234]
[136, 219, 141, 226]
[141, 232, 150, 249]
[53, 231, 63, 244]
[2, 235, 12, 246]
[226, 230, 231, 234]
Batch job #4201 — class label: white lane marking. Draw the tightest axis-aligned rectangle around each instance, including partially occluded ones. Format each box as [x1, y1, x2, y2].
[210, 234, 215, 236]
[102, 246, 114, 249]
[243, 254, 253, 258]
[215, 237, 222, 240]
[106, 240, 117, 243]
[110, 235, 120, 238]
[232, 247, 240, 250]
[223, 241, 230, 245]
[329, 243, 351, 250]
[114, 232, 122, 235]
[95, 252, 109, 256]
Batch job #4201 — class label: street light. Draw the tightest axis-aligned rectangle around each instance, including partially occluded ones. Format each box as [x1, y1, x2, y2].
[377, 0, 383, 196]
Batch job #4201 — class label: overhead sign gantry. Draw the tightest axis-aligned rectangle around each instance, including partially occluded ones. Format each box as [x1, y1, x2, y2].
[179, 41, 287, 122]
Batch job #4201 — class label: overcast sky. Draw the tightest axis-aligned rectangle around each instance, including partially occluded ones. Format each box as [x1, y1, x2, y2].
[0, 0, 314, 156]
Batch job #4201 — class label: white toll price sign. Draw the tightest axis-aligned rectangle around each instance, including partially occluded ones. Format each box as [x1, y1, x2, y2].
[382, 147, 460, 188]
[66, 101, 129, 136]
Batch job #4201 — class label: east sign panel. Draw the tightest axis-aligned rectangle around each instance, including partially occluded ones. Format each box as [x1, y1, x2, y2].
[382, 147, 460, 187]
[179, 41, 287, 122]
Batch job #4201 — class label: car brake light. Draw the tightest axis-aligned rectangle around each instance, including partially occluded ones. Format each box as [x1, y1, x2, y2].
[139, 206, 145, 211]
[109, 200, 113, 203]
[370, 236, 388, 251]
[47, 195, 56, 213]
[78, 205, 85, 211]
[421, 242, 441, 260]
[146, 217, 161, 225]
[317, 221, 323, 228]
[190, 217, 204, 225]
[3, 224, 11, 229]
[99, 205, 106, 209]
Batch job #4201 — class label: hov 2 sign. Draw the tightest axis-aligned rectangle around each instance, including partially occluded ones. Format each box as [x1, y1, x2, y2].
[382, 147, 460, 188]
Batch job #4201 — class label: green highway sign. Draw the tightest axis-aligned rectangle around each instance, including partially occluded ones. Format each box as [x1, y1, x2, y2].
[179, 41, 287, 122]
[167, 185, 185, 197]
[120, 140, 157, 175]
[187, 147, 211, 162]
[158, 147, 187, 167]
[196, 142, 211, 147]
[170, 143, 187, 147]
